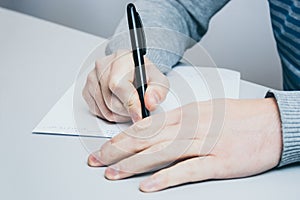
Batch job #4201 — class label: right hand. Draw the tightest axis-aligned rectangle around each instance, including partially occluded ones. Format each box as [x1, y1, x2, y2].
[82, 50, 169, 123]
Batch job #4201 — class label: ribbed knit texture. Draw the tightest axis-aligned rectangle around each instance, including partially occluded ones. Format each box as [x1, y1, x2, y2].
[106, 0, 229, 73]
[106, 0, 300, 166]
[270, 90, 300, 166]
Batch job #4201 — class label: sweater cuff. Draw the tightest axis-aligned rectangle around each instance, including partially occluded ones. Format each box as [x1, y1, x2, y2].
[266, 90, 300, 167]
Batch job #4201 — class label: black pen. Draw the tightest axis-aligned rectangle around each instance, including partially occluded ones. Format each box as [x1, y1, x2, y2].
[127, 3, 149, 118]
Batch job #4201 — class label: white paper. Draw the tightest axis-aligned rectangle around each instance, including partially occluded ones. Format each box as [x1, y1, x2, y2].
[32, 66, 240, 138]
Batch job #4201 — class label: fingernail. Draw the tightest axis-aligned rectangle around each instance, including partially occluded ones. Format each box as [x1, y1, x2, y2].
[105, 166, 120, 180]
[140, 176, 160, 192]
[88, 154, 102, 167]
[146, 92, 160, 111]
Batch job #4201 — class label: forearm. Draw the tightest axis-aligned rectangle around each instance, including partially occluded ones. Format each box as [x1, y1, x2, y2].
[267, 91, 300, 166]
[106, 0, 229, 73]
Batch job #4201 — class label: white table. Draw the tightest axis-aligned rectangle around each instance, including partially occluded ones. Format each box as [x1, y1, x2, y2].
[0, 7, 299, 200]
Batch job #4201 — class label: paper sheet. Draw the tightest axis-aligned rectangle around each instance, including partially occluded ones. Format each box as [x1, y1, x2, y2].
[32, 66, 240, 138]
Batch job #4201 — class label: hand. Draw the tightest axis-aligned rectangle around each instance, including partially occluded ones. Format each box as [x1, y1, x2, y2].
[88, 98, 282, 192]
[82, 50, 169, 123]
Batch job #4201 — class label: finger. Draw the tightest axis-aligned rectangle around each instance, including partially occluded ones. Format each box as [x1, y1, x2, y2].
[86, 69, 130, 122]
[82, 85, 104, 118]
[144, 63, 170, 111]
[94, 125, 178, 167]
[108, 102, 201, 145]
[95, 55, 130, 118]
[109, 51, 142, 122]
[83, 71, 104, 117]
[109, 94, 130, 117]
[93, 103, 203, 167]
[108, 76, 142, 123]
[140, 156, 218, 192]
[92, 85, 130, 122]
[104, 139, 204, 180]
[89, 102, 203, 168]
[91, 108, 183, 167]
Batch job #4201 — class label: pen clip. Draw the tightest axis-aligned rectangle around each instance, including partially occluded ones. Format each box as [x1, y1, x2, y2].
[136, 12, 147, 55]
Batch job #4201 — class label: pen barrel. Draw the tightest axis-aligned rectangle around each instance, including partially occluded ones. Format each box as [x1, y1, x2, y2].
[133, 49, 149, 118]
[127, 3, 149, 118]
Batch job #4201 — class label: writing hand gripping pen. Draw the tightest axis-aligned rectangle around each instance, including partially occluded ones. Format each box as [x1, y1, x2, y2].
[127, 3, 150, 119]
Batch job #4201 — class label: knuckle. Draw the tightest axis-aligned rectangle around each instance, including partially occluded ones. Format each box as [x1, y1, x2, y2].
[87, 72, 96, 84]
[95, 59, 110, 77]
[103, 141, 122, 162]
[89, 87, 98, 98]
[108, 79, 120, 92]
[121, 136, 148, 154]
[95, 59, 102, 70]
[82, 87, 89, 100]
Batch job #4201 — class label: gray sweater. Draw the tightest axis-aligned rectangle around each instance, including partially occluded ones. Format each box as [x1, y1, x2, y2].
[106, 0, 300, 167]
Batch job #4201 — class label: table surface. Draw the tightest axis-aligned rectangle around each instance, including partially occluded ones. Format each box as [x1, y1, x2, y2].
[0, 7, 299, 200]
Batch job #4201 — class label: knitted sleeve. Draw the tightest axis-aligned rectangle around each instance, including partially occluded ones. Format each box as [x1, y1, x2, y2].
[267, 91, 300, 167]
[105, 0, 229, 73]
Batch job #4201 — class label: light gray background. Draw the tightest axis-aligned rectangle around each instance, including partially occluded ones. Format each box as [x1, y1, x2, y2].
[0, 0, 282, 89]
[1, 7, 299, 199]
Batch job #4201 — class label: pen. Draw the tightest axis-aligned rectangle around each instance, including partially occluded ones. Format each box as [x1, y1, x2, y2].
[127, 3, 150, 119]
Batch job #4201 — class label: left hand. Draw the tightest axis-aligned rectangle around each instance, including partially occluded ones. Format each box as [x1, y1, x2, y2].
[88, 98, 282, 192]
